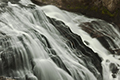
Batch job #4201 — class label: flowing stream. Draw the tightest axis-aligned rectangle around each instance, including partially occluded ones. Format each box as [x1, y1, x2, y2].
[0, 0, 120, 80]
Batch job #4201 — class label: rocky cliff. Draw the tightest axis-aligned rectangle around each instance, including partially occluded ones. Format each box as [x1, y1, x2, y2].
[31, 0, 120, 26]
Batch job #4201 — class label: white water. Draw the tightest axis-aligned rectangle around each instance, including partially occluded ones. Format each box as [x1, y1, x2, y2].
[0, 1, 120, 80]
[41, 5, 120, 80]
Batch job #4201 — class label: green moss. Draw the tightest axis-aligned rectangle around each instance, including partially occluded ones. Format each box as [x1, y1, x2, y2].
[87, 6, 115, 17]
[64, 4, 119, 18]
[84, 6, 88, 9]
[100, 7, 117, 17]
[91, 6, 98, 11]
[87, 6, 117, 17]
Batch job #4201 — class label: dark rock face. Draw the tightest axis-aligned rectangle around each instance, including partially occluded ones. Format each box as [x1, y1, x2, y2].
[47, 17, 102, 80]
[31, 0, 120, 27]
[102, 0, 120, 12]
[79, 20, 120, 55]
[31, 0, 101, 10]
[31, 0, 120, 12]
[109, 63, 119, 78]
[109, 63, 119, 74]
[0, 0, 20, 3]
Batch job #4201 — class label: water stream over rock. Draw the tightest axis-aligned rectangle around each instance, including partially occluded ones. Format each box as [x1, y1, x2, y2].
[0, 0, 120, 80]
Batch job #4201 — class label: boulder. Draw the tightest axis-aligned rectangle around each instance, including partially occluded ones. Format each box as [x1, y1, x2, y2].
[102, 0, 120, 12]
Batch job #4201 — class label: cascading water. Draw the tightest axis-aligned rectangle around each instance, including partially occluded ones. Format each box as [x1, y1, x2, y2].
[0, 0, 120, 80]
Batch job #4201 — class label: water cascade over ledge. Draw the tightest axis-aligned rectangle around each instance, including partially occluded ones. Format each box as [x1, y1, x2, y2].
[0, 0, 120, 80]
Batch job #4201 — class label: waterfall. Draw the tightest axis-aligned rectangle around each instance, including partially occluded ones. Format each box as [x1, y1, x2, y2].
[0, 1, 120, 80]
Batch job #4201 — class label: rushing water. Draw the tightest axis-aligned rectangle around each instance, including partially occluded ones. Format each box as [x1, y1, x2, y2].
[0, 0, 120, 80]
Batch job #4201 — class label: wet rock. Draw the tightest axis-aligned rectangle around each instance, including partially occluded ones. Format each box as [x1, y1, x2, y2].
[79, 20, 120, 55]
[112, 74, 116, 78]
[32, 0, 120, 27]
[47, 17, 102, 80]
[84, 40, 90, 45]
[50, 55, 71, 75]
[109, 63, 119, 74]
[0, 0, 20, 4]
[26, 74, 38, 80]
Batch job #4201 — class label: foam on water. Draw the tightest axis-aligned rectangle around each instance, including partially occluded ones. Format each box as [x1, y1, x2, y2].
[0, 2, 97, 80]
[0, 1, 120, 80]
[41, 5, 120, 80]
